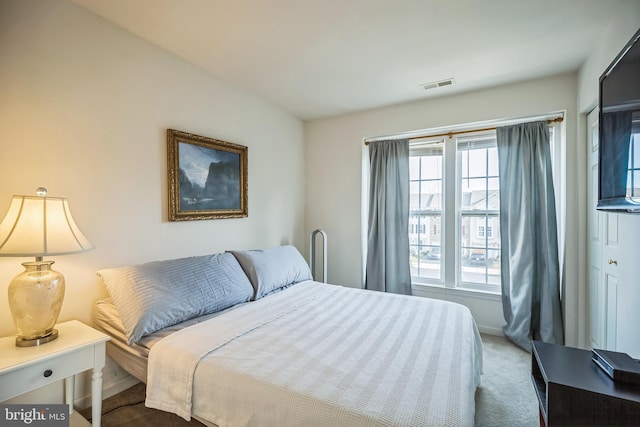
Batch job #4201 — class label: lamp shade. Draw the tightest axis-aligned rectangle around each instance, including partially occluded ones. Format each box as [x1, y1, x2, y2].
[0, 194, 93, 257]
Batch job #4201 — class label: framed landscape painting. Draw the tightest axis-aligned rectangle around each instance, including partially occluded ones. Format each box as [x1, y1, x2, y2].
[167, 129, 248, 221]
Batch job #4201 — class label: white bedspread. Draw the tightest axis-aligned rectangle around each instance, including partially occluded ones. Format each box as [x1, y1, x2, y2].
[146, 281, 482, 427]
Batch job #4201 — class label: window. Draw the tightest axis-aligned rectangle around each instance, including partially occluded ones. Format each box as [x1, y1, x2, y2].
[409, 131, 501, 293]
[458, 136, 501, 289]
[409, 141, 443, 281]
[407, 119, 561, 294]
[477, 226, 494, 238]
[629, 132, 640, 200]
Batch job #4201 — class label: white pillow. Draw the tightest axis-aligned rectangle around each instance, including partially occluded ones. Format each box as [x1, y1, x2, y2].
[228, 245, 312, 300]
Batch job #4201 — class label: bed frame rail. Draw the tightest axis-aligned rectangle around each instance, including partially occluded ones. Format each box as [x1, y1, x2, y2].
[309, 229, 327, 283]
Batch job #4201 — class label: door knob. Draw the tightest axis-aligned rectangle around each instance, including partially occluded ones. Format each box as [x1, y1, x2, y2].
[608, 259, 618, 265]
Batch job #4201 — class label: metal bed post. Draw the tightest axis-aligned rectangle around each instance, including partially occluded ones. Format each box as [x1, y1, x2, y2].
[310, 229, 327, 283]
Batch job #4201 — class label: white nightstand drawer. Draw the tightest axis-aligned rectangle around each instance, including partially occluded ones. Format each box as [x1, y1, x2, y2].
[0, 346, 93, 401]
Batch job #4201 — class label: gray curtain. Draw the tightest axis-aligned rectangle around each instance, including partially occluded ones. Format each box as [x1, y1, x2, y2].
[365, 139, 412, 295]
[496, 121, 564, 351]
[601, 111, 632, 198]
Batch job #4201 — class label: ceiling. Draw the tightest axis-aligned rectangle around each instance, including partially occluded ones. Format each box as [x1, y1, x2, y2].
[72, 0, 624, 120]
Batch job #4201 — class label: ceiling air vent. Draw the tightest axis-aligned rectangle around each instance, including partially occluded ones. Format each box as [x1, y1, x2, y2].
[421, 78, 455, 91]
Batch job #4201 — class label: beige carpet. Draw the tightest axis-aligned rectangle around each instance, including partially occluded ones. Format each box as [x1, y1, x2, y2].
[475, 333, 539, 426]
[83, 333, 538, 426]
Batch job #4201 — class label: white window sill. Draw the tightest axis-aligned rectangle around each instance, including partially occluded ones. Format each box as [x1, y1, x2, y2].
[411, 282, 502, 301]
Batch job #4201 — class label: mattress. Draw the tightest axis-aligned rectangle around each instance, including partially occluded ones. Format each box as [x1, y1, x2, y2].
[144, 281, 483, 427]
[93, 298, 238, 383]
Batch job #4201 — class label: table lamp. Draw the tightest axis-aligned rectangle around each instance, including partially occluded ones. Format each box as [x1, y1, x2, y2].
[0, 187, 93, 346]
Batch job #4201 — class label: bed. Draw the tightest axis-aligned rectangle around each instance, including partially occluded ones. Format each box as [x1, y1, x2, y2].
[94, 246, 483, 427]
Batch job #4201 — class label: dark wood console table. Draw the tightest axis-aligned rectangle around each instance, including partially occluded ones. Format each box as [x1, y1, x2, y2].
[531, 340, 640, 426]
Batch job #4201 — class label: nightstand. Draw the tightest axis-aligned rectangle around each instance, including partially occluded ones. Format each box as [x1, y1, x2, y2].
[532, 340, 640, 426]
[0, 320, 110, 427]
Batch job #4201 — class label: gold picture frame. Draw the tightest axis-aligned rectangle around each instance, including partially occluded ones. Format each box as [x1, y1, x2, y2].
[167, 129, 248, 221]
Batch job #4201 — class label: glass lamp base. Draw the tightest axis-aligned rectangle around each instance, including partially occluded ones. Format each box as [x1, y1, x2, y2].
[8, 260, 65, 347]
[16, 328, 59, 347]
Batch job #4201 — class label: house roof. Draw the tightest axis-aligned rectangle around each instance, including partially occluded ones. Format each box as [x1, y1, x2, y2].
[411, 189, 499, 212]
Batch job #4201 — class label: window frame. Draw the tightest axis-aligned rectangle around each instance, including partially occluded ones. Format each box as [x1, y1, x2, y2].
[455, 132, 501, 293]
[410, 131, 503, 293]
[409, 139, 445, 284]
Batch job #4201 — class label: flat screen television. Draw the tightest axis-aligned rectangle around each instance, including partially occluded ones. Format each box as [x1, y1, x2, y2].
[598, 27, 640, 212]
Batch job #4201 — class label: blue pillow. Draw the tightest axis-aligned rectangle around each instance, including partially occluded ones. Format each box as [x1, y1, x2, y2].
[229, 245, 312, 300]
[97, 253, 253, 344]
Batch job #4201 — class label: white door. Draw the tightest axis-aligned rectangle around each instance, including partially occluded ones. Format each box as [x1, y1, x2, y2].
[587, 107, 604, 349]
[587, 107, 620, 351]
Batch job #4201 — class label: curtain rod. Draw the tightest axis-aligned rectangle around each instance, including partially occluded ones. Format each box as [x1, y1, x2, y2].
[364, 116, 564, 145]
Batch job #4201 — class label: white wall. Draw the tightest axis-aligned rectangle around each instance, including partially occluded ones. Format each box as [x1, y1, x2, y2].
[0, 0, 305, 402]
[305, 73, 578, 337]
[578, 2, 640, 113]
